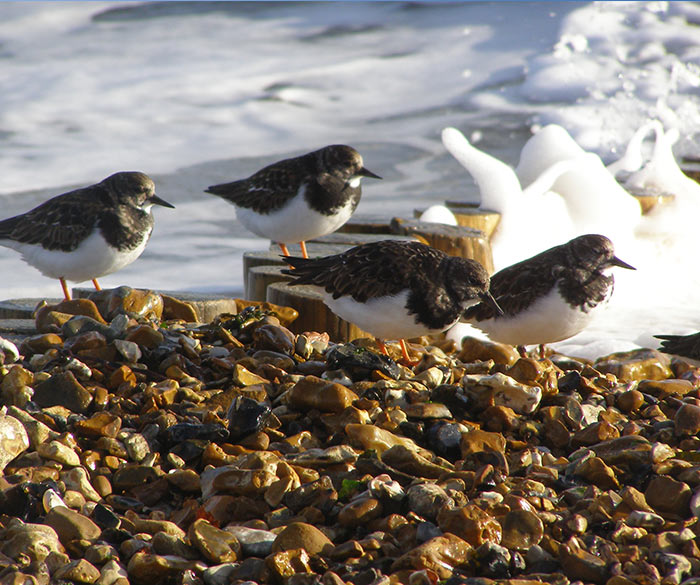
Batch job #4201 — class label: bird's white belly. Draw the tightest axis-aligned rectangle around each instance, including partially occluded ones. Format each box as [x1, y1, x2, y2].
[471, 287, 605, 346]
[2, 229, 150, 283]
[324, 290, 457, 340]
[236, 193, 355, 244]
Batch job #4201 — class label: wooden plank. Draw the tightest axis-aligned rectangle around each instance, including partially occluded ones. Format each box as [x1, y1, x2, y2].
[265, 281, 372, 342]
[414, 206, 501, 239]
[245, 265, 293, 302]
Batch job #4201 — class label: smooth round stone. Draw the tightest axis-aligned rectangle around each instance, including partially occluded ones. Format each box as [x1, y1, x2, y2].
[459, 336, 520, 366]
[287, 375, 359, 413]
[125, 325, 164, 348]
[617, 389, 645, 413]
[403, 402, 452, 420]
[53, 558, 100, 583]
[165, 469, 201, 493]
[411, 367, 445, 389]
[391, 533, 473, 580]
[559, 540, 608, 584]
[45, 506, 102, 545]
[381, 445, 452, 479]
[202, 563, 239, 585]
[188, 519, 241, 564]
[0, 413, 29, 471]
[645, 476, 692, 517]
[225, 526, 277, 557]
[62, 467, 102, 502]
[437, 504, 502, 547]
[84, 542, 119, 565]
[111, 465, 162, 490]
[65, 331, 107, 353]
[101, 287, 164, 320]
[0, 336, 22, 362]
[126, 551, 205, 584]
[626, 510, 665, 529]
[573, 456, 619, 490]
[121, 516, 182, 541]
[113, 339, 142, 363]
[271, 522, 333, 556]
[345, 423, 426, 456]
[1, 364, 33, 393]
[151, 532, 199, 560]
[500, 509, 544, 550]
[0, 519, 64, 563]
[405, 484, 453, 523]
[62, 315, 116, 341]
[253, 323, 295, 354]
[465, 372, 542, 414]
[337, 497, 383, 527]
[33, 371, 93, 414]
[595, 349, 673, 381]
[99, 559, 129, 583]
[426, 422, 463, 460]
[638, 379, 694, 398]
[675, 403, 700, 436]
[37, 440, 80, 467]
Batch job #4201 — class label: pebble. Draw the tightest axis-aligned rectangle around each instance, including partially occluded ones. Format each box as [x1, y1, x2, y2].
[286, 375, 359, 413]
[0, 412, 29, 471]
[45, 505, 102, 545]
[225, 526, 276, 557]
[53, 558, 101, 583]
[0, 287, 698, 585]
[188, 518, 241, 563]
[271, 522, 333, 556]
[0, 519, 64, 562]
[33, 370, 93, 413]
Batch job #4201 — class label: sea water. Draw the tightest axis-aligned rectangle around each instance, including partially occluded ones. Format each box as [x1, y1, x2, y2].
[1, 1, 700, 359]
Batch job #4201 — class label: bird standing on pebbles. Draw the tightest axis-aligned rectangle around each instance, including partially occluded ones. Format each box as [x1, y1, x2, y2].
[0, 171, 174, 300]
[463, 234, 635, 352]
[282, 239, 502, 364]
[205, 144, 381, 258]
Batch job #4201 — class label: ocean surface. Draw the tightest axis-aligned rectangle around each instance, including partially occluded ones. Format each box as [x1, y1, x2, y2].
[1, 1, 700, 359]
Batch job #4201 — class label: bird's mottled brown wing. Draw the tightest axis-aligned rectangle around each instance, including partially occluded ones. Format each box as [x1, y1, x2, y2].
[0, 185, 109, 252]
[656, 332, 700, 360]
[283, 240, 446, 303]
[205, 158, 307, 213]
[465, 248, 562, 320]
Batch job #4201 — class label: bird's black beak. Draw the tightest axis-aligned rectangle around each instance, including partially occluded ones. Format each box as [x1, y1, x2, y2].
[611, 255, 635, 270]
[150, 194, 175, 209]
[482, 291, 504, 317]
[359, 167, 382, 180]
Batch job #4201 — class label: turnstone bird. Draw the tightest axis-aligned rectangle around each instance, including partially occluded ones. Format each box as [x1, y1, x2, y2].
[0, 171, 174, 300]
[281, 240, 502, 364]
[463, 234, 635, 350]
[655, 332, 700, 360]
[205, 145, 381, 258]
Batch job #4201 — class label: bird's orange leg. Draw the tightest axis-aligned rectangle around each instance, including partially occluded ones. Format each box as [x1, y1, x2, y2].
[400, 339, 420, 367]
[375, 338, 389, 356]
[278, 243, 291, 256]
[59, 278, 72, 301]
[299, 241, 309, 259]
[92, 278, 102, 291]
